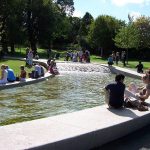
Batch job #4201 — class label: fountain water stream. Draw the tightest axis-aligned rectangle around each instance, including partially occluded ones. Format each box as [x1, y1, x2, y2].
[57, 63, 110, 73]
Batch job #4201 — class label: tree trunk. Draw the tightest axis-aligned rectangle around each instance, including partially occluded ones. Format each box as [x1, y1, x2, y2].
[30, 41, 37, 56]
[1, 33, 8, 55]
[10, 42, 15, 54]
[126, 48, 128, 65]
[27, 0, 37, 56]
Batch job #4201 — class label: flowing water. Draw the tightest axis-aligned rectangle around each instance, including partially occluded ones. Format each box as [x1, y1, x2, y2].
[0, 63, 142, 126]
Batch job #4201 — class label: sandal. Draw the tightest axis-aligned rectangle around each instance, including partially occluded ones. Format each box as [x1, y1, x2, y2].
[141, 101, 149, 106]
[137, 105, 149, 111]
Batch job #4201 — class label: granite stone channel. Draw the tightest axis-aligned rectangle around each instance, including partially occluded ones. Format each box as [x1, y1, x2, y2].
[0, 61, 149, 150]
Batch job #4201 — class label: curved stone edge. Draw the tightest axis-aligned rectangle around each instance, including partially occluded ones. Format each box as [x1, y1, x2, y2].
[100, 64, 142, 79]
[0, 105, 150, 150]
[0, 73, 54, 91]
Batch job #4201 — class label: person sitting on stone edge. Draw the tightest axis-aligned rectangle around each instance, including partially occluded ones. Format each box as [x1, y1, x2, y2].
[104, 74, 125, 108]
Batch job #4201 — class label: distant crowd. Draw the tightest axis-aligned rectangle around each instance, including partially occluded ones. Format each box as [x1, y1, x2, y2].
[107, 51, 127, 66]
[65, 49, 90, 63]
[107, 51, 144, 73]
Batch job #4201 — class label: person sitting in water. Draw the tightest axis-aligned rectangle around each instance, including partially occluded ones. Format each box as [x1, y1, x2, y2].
[0, 64, 8, 84]
[5, 65, 16, 82]
[20, 65, 26, 81]
[49, 59, 59, 75]
[104, 74, 125, 108]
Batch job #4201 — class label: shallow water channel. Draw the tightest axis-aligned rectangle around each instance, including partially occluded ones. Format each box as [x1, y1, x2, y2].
[0, 63, 142, 126]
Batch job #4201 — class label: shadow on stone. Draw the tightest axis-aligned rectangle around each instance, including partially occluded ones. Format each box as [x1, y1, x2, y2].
[107, 107, 139, 118]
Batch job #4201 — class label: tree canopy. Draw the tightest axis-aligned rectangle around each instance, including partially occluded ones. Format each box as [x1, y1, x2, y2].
[88, 15, 124, 55]
[0, 1, 150, 60]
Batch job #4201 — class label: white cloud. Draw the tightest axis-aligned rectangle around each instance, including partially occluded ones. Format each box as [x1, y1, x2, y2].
[129, 11, 141, 20]
[111, 0, 150, 6]
[73, 10, 84, 18]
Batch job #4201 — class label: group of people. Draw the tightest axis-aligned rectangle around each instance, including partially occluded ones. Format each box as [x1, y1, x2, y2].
[0, 64, 27, 85]
[108, 51, 127, 66]
[108, 51, 145, 74]
[65, 50, 90, 63]
[0, 62, 46, 85]
[105, 70, 150, 111]
[28, 63, 45, 79]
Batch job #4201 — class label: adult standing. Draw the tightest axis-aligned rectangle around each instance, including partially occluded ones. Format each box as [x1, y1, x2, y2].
[107, 55, 114, 66]
[78, 50, 83, 62]
[27, 50, 33, 67]
[122, 51, 126, 67]
[115, 52, 120, 65]
[85, 49, 90, 63]
[47, 48, 52, 59]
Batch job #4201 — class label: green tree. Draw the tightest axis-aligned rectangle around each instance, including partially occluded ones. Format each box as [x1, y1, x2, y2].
[7, 0, 26, 54]
[0, 0, 9, 53]
[36, 0, 58, 48]
[88, 15, 124, 55]
[114, 24, 140, 63]
[69, 17, 81, 44]
[79, 12, 93, 49]
[134, 16, 150, 49]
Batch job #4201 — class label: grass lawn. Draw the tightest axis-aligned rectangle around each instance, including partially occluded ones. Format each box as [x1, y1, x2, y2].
[116, 61, 150, 70]
[90, 56, 150, 70]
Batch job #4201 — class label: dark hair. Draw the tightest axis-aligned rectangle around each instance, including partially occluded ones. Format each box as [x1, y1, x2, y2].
[20, 65, 25, 70]
[115, 74, 125, 82]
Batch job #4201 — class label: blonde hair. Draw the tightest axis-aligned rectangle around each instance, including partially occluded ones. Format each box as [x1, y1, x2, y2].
[1, 64, 5, 69]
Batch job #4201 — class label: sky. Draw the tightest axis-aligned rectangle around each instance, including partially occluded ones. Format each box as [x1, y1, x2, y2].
[73, 0, 150, 22]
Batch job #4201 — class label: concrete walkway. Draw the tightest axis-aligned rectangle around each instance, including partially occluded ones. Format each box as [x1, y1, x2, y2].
[95, 123, 150, 150]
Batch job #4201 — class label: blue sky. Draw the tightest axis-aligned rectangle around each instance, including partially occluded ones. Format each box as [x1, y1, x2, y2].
[73, 0, 150, 22]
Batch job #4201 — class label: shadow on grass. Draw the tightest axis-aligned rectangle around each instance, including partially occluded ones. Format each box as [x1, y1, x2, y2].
[0, 59, 9, 63]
